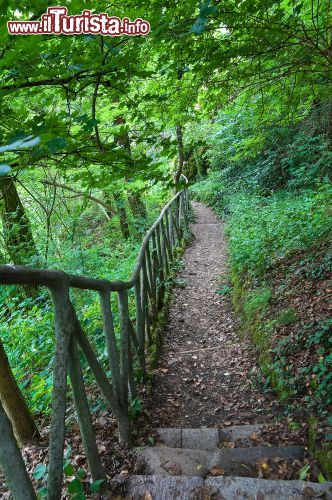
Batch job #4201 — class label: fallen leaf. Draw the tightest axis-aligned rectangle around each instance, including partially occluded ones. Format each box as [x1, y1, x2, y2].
[209, 465, 225, 476]
[163, 462, 182, 476]
[256, 457, 269, 468]
[249, 432, 261, 443]
[218, 441, 235, 449]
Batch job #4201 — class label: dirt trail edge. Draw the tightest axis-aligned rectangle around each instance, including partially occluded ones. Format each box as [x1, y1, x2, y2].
[140, 202, 285, 432]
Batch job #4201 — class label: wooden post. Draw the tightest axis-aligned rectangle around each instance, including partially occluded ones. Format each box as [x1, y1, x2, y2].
[68, 337, 107, 483]
[48, 281, 73, 500]
[117, 290, 131, 443]
[183, 190, 189, 231]
[168, 206, 174, 247]
[127, 333, 137, 400]
[99, 290, 121, 402]
[117, 290, 130, 405]
[155, 225, 165, 304]
[145, 247, 157, 323]
[134, 277, 146, 376]
[151, 232, 161, 309]
[178, 195, 183, 239]
[160, 219, 169, 275]
[75, 325, 130, 443]
[129, 319, 139, 351]
[146, 244, 155, 298]
[165, 210, 173, 261]
[171, 204, 181, 242]
[141, 259, 152, 344]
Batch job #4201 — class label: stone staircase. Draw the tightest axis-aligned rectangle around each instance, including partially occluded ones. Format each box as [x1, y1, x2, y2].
[112, 425, 332, 499]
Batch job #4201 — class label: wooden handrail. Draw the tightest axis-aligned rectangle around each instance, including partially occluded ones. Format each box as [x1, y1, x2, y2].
[0, 185, 190, 500]
[0, 190, 187, 292]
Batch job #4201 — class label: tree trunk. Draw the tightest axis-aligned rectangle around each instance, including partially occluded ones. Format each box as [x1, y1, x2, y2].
[112, 191, 130, 239]
[114, 115, 146, 219]
[0, 338, 39, 444]
[327, 97, 332, 148]
[0, 175, 40, 266]
[198, 148, 209, 177]
[174, 68, 185, 190]
[0, 176, 40, 443]
[174, 124, 185, 189]
[127, 191, 146, 220]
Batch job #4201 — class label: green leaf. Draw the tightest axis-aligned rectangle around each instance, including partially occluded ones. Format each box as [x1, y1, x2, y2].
[288, 421, 300, 430]
[148, 436, 155, 446]
[33, 463, 47, 480]
[299, 463, 310, 480]
[68, 478, 84, 494]
[90, 479, 105, 493]
[38, 486, 48, 498]
[318, 473, 326, 483]
[76, 468, 86, 480]
[74, 493, 86, 500]
[293, 3, 303, 14]
[64, 462, 75, 476]
[45, 137, 67, 153]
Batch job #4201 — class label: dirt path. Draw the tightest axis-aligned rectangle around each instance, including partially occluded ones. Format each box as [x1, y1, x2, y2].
[141, 202, 284, 431]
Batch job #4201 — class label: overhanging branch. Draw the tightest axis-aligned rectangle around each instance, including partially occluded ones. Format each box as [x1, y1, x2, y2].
[41, 180, 115, 218]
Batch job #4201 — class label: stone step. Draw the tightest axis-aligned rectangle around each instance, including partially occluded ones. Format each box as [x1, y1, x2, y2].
[156, 425, 263, 450]
[111, 474, 332, 500]
[136, 445, 305, 478]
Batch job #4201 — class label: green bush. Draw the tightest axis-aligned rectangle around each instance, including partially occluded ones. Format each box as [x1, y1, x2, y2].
[243, 288, 272, 320]
[269, 319, 332, 415]
[201, 104, 332, 194]
[192, 177, 332, 277]
[227, 185, 332, 276]
[275, 308, 298, 326]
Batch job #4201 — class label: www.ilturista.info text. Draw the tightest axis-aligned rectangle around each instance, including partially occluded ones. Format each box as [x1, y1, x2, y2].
[8, 7, 151, 36]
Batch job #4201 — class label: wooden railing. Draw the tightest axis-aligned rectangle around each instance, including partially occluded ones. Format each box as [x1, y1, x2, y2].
[0, 186, 189, 500]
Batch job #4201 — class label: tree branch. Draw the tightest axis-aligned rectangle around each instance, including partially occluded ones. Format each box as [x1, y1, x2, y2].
[41, 180, 115, 218]
[0, 69, 116, 91]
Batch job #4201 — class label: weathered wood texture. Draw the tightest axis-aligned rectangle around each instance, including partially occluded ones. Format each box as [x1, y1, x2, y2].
[0, 186, 189, 499]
